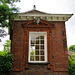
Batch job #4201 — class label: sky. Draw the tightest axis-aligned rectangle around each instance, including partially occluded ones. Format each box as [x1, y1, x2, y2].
[0, 28, 9, 51]
[0, 0, 75, 51]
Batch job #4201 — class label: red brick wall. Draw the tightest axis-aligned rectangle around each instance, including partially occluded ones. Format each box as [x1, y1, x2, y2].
[51, 22, 69, 71]
[10, 20, 69, 75]
[9, 65, 68, 75]
[11, 21, 26, 71]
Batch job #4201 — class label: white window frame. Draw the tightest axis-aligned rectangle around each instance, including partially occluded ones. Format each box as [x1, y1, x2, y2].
[28, 32, 47, 63]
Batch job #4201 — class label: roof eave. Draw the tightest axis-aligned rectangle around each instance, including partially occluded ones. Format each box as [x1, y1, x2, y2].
[13, 13, 73, 22]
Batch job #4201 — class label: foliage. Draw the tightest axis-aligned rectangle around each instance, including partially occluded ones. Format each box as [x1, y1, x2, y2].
[3, 40, 11, 52]
[69, 45, 75, 52]
[68, 53, 75, 75]
[0, 51, 14, 75]
[71, 53, 75, 61]
[30, 50, 35, 61]
[0, 51, 8, 56]
[0, 0, 20, 27]
[30, 50, 35, 56]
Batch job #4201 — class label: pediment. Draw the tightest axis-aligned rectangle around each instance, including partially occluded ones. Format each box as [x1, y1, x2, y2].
[22, 20, 54, 28]
[22, 10, 50, 15]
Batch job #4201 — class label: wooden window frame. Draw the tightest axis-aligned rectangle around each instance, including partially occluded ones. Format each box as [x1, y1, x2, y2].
[29, 32, 47, 63]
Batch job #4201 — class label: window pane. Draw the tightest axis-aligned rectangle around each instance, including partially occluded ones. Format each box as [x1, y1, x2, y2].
[30, 51, 35, 56]
[36, 40, 39, 44]
[35, 56, 39, 61]
[35, 51, 39, 55]
[40, 51, 44, 55]
[40, 40, 44, 44]
[31, 35, 36, 40]
[35, 45, 39, 49]
[40, 45, 44, 49]
[31, 35, 40, 39]
[40, 56, 44, 61]
[36, 36, 39, 39]
[31, 39, 35, 44]
[40, 36, 44, 39]
[30, 56, 34, 61]
[30, 46, 35, 55]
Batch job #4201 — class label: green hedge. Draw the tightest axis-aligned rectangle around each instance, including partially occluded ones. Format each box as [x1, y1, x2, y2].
[68, 53, 75, 75]
[0, 51, 14, 75]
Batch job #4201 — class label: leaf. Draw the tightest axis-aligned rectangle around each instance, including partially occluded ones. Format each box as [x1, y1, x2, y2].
[0, 0, 20, 27]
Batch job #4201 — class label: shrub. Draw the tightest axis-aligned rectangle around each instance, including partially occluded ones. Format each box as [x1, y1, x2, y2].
[0, 51, 14, 75]
[68, 53, 75, 75]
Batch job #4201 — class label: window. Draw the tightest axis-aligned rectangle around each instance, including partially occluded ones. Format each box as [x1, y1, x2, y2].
[29, 32, 47, 63]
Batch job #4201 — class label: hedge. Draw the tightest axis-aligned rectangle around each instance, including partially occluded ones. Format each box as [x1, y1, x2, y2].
[0, 51, 14, 75]
[68, 53, 75, 75]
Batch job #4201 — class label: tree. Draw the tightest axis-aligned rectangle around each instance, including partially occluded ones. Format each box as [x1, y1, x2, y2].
[0, 0, 20, 41]
[3, 40, 11, 52]
[0, 0, 20, 27]
[0, 28, 7, 42]
[69, 45, 75, 52]
[0, 28, 7, 37]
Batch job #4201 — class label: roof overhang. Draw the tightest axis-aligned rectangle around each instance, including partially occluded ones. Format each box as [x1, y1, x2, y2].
[14, 10, 73, 22]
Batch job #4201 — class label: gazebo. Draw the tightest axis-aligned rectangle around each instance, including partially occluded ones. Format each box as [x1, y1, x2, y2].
[9, 6, 73, 75]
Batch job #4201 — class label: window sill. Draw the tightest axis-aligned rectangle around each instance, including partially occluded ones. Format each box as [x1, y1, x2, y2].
[28, 62, 50, 65]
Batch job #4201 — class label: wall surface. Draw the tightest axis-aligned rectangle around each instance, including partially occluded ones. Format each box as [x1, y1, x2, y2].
[10, 20, 69, 75]
[9, 65, 68, 75]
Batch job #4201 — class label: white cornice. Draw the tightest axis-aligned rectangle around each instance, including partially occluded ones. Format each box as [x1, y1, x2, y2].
[14, 10, 73, 21]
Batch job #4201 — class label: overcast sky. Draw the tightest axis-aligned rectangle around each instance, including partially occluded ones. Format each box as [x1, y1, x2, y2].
[0, 0, 75, 50]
